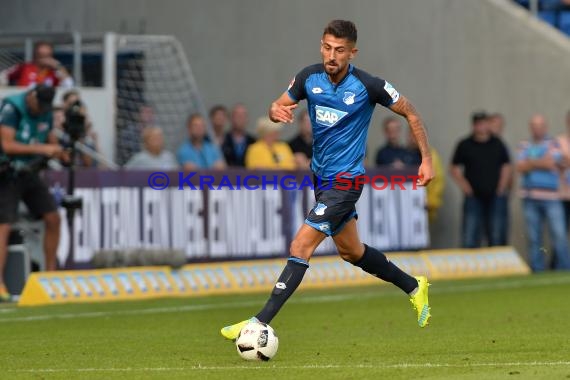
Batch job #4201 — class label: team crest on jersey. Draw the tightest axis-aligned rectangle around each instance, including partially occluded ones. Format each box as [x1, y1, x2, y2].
[37, 122, 49, 132]
[314, 203, 327, 216]
[315, 105, 348, 127]
[343, 91, 356, 105]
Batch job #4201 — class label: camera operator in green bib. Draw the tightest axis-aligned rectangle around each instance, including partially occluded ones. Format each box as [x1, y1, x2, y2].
[0, 85, 66, 301]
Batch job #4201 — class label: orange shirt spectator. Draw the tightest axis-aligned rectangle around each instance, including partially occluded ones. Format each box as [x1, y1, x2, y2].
[2, 41, 74, 88]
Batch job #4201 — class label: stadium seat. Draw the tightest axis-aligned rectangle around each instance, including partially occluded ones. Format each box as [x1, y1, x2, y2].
[540, 0, 562, 11]
[538, 11, 557, 26]
[559, 11, 570, 35]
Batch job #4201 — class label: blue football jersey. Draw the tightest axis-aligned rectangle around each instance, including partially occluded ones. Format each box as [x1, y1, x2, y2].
[287, 63, 400, 178]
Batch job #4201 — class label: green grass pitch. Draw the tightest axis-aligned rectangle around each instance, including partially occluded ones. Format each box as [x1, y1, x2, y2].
[1, 273, 569, 379]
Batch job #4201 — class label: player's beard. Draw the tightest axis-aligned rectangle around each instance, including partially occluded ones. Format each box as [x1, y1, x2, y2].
[325, 62, 342, 76]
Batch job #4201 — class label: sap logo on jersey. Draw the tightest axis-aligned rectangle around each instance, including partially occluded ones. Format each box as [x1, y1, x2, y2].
[315, 105, 348, 127]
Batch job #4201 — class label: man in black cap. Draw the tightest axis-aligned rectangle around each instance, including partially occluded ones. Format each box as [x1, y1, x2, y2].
[0, 85, 65, 301]
[450, 111, 512, 248]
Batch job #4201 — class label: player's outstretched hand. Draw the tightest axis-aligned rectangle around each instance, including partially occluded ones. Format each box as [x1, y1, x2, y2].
[270, 102, 297, 124]
[417, 160, 434, 186]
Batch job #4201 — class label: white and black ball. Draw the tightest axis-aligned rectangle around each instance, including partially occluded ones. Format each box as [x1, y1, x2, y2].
[235, 322, 279, 361]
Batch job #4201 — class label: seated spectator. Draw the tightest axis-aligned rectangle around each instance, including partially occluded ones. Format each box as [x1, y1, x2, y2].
[125, 127, 178, 170]
[516, 114, 570, 272]
[117, 104, 155, 165]
[375, 117, 409, 167]
[0, 41, 74, 88]
[406, 133, 445, 223]
[245, 117, 296, 170]
[222, 104, 256, 166]
[209, 105, 229, 147]
[288, 109, 312, 170]
[177, 114, 226, 171]
[402, 133, 422, 166]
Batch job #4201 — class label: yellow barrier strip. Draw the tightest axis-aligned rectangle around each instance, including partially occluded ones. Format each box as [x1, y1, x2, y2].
[18, 247, 530, 307]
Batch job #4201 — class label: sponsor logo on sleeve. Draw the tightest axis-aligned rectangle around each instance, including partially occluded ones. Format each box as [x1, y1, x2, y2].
[384, 81, 400, 103]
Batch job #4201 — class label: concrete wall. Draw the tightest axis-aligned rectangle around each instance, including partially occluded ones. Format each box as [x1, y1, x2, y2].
[3, 0, 570, 256]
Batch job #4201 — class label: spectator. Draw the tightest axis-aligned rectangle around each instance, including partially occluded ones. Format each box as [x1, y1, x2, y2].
[450, 111, 512, 248]
[117, 104, 155, 165]
[177, 113, 226, 171]
[406, 133, 445, 224]
[1, 41, 73, 88]
[125, 127, 178, 170]
[517, 114, 570, 272]
[209, 105, 229, 146]
[245, 117, 296, 170]
[222, 104, 256, 166]
[488, 113, 506, 137]
[488, 112, 513, 245]
[0, 86, 65, 301]
[375, 117, 409, 167]
[557, 110, 570, 230]
[288, 109, 313, 170]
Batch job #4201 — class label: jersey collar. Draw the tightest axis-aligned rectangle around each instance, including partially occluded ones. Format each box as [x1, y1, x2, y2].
[327, 64, 353, 88]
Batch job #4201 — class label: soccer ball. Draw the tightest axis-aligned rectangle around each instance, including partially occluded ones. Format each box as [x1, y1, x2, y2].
[235, 322, 279, 361]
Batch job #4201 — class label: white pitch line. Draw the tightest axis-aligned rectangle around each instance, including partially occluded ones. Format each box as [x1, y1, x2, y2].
[1, 275, 569, 324]
[7, 361, 570, 373]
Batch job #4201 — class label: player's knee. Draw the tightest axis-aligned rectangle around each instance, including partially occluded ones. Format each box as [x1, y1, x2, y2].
[43, 212, 61, 230]
[289, 238, 312, 261]
[336, 242, 365, 263]
[337, 248, 360, 263]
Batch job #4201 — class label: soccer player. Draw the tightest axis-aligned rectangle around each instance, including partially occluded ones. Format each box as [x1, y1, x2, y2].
[221, 20, 434, 339]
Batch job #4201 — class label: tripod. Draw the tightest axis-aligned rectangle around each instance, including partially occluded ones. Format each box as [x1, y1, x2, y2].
[60, 144, 83, 269]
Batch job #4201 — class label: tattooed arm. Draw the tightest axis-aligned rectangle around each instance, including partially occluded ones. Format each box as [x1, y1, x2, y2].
[389, 95, 434, 186]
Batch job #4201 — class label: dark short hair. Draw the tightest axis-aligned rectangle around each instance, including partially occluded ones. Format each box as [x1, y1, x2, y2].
[471, 111, 488, 124]
[323, 20, 357, 43]
[209, 104, 228, 118]
[62, 90, 80, 103]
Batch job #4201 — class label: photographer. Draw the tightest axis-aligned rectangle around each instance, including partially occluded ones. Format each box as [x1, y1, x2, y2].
[0, 85, 65, 301]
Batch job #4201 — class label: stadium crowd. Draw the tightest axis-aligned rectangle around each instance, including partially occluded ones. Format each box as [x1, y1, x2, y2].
[1, 40, 570, 301]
